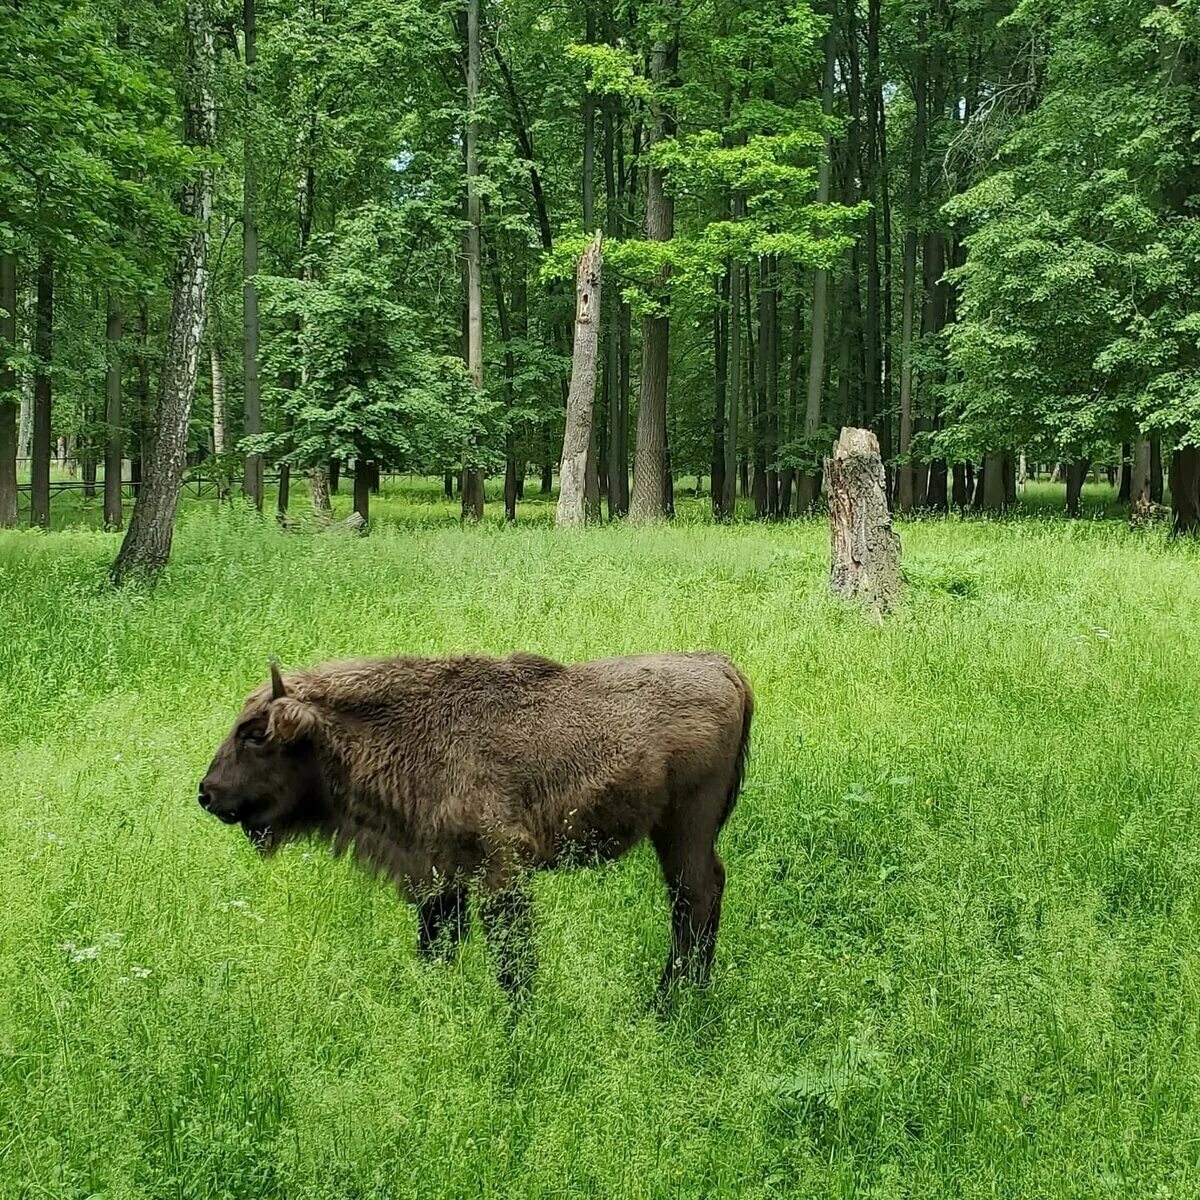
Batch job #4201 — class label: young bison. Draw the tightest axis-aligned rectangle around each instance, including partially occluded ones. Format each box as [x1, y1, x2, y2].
[198, 651, 753, 998]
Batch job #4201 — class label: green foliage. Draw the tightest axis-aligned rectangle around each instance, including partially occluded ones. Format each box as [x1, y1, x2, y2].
[942, 0, 1200, 460]
[253, 203, 478, 471]
[0, 0, 197, 282]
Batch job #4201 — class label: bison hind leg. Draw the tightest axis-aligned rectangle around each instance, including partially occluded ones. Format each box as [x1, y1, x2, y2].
[417, 886, 469, 963]
[651, 814, 727, 1002]
[479, 880, 536, 1002]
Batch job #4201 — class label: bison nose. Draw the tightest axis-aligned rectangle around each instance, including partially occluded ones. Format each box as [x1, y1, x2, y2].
[199, 780, 241, 824]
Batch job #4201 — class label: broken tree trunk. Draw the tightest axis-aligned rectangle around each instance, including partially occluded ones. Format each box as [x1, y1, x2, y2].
[557, 232, 603, 528]
[826, 427, 902, 616]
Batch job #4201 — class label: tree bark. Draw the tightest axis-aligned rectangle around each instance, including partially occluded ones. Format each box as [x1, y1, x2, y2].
[112, 0, 214, 584]
[210, 343, 225, 456]
[797, 27, 836, 513]
[827, 426, 901, 615]
[461, 0, 485, 522]
[309, 466, 331, 512]
[1171, 446, 1200, 535]
[980, 450, 1007, 512]
[896, 19, 927, 513]
[951, 462, 968, 509]
[603, 92, 622, 520]
[711, 272, 727, 518]
[1130, 438, 1151, 519]
[0, 252, 16, 526]
[1117, 442, 1131, 502]
[1065, 457, 1088, 517]
[31, 255, 53, 530]
[242, 0, 263, 509]
[103, 295, 124, 527]
[130, 302, 149, 495]
[579, 12, 602, 521]
[721, 249, 742, 519]
[629, 4, 677, 524]
[863, 0, 883, 447]
[557, 233, 603, 528]
[353, 460, 371, 524]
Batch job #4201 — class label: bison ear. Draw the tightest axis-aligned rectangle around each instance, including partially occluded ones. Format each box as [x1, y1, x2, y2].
[269, 657, 287, 700]
[267, 697, 318, 744]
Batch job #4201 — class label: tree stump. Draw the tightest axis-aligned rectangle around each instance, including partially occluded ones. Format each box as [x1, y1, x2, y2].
[826, 427, 901, 615]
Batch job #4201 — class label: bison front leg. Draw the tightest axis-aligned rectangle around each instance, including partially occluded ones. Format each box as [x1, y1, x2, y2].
[479, 881, 535, 1001]
[416, 886, 468, 962]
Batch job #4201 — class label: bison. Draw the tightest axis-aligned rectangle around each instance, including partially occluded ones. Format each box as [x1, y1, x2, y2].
[198, 651, 753, 999]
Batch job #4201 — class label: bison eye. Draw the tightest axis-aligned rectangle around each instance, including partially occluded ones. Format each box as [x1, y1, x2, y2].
[239, 724, 269, 746]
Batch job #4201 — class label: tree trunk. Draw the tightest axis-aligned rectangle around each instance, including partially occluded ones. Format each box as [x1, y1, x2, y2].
[112, 0, 214, 585]
[863, 0, 883, 448]
[951, 463, 968, 509]
[103, 294, 124, 527]
[308, 466, 331, 512]
[461, 0, 485, 522]
[980, 450, 1007, 512]
[353, 460, 371, 525]
[752, 266, 768, 518]
[602, 83, 621, 520]
[797, 27, 835, 513]
[0, 252, 16, 527]
[328, 459, 339, 493]
[31, 255, 53, 530]
[1118, 442, 1132, 502]
[629, 5, 677, 524]
[1171, 446, 1200, 534]
[1130, 438, 1151, 519]
[210, 343, 226, 457]
[1150, 438, 1163, 502]
[557, 233, 603, 528]
[721, 227, 742, 518]
[926, 458, 948, 512]
[896, 20, 927, 514]
[711, 272, 727, 518]
[277, 444, 291, 513]
[130, 303, 149, 495]
[242, 0, 263, 510]
[1065, 457, 1088, 517]
[827, 426, 901, 615]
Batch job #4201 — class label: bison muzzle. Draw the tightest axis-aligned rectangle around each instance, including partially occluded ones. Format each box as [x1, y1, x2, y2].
[199, 651, 753, 1000]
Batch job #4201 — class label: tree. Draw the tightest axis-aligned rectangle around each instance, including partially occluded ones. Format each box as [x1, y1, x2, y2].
[461, 0, 486, 522]
[629, 0, 679, 524]
[112, 0, 216, 585]
[0, 253, 15, 527]
[242, 0, 263, 510]
[557, 232, 603, 526]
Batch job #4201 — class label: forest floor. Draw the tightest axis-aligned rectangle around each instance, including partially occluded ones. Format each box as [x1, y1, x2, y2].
[2, 484, 1199, 1198]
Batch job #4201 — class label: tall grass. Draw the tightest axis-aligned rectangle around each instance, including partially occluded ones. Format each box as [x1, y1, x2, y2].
[1, 495, 1199, 1198]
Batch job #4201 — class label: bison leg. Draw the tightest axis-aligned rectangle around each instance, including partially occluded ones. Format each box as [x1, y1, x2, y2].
[479, 882, 535, 1000]
[417, 886, 468, 962]
[652, 821, 726, 998]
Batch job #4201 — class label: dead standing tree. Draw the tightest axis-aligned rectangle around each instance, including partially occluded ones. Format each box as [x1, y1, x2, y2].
[826, 427, 901, 616]
[556, 232, 603, 528]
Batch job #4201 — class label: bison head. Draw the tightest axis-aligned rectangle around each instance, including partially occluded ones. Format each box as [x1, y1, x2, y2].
[199, 660, 329, 851]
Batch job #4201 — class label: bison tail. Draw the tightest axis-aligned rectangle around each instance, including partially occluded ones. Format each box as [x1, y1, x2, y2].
[721, 667, 754, 830]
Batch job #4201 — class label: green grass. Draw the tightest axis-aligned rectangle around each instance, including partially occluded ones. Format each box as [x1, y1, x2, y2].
[2, 490, 1199, 1198]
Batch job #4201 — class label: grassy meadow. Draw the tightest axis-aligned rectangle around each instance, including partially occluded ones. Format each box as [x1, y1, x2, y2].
[2, 482, 1200, 1198]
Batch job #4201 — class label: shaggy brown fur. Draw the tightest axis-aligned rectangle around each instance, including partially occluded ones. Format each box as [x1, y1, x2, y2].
[199, 650, 753, 997]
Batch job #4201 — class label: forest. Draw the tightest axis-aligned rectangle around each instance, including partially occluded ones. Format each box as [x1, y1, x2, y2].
[2, 0, 1198, 554]
[4, 1, 1200, 1197]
